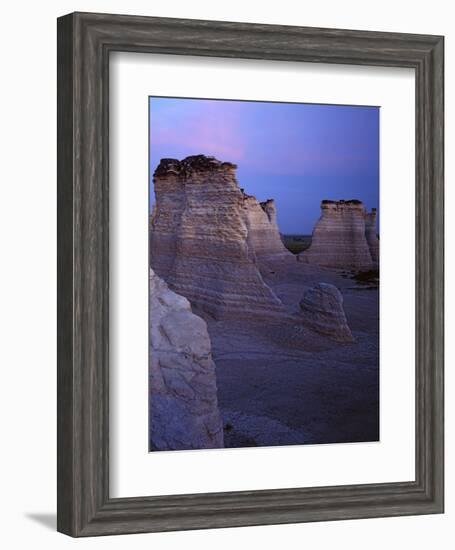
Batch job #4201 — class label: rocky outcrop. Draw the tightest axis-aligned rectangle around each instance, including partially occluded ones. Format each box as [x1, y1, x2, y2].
[299, 200, 378, 270]
[299, 283, 354, 342]
[150, 155, 287, 319]
[243, 195, 294, 265]
[365, 208, 379, 268]
[149, 268, 224, 451]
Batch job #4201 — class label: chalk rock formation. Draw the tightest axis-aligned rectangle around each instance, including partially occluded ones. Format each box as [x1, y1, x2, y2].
[242, 194, 294, 264]
[149, 268, 224, 451]
[299, 200, 378, 270]
[365, 208, 379, 268]
[299, 283, 354, 343]
[150, 155, 287, 319]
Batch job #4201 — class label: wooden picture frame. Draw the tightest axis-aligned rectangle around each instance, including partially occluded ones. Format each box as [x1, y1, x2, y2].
[57, 11, 444, 536]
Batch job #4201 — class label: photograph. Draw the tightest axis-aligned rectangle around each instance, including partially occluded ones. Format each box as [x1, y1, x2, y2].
[148, 97, 380, 451]
[1, 1, 446, 543]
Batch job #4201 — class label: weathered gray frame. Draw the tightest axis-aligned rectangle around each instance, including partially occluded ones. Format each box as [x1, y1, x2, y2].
[57, 11, 444, 537]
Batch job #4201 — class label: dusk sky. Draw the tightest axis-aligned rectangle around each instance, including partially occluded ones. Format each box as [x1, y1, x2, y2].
[149, 97, 379, 234]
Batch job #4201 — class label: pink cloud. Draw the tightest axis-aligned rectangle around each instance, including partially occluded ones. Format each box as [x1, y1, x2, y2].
[152, 101, 246, 162]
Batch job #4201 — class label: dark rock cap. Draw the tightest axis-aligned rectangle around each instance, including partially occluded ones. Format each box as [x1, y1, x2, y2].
[321, 199, 364, 206]
[154, 155, 237, 178]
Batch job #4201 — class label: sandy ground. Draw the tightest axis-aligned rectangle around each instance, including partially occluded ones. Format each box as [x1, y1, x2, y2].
[204, 260, 379, 448]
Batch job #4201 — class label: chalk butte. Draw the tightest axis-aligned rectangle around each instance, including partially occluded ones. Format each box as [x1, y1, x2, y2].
[150, 155, 288, 319]
[300, 200, 378, 270]
[242, 194, 294, 265]
[365, 208, 379, 268]
[149, 268, 224, 451]
[299, 283, 354, 343]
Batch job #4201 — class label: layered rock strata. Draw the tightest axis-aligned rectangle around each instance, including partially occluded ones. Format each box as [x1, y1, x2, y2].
[149, 268, 224, 451]
[242, 194, 294, 264]
[299, 283, 354, 343]
[299, 200, 379, 270]
[365, 208, 379, 268]
[150, 155, 288, 319]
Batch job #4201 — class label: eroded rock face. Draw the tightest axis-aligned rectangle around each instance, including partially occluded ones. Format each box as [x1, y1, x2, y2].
[150, 155, 286, 319]
[149, 268, 224, 450]
[243, 195, 294, 264]
[299, 283, 354, 342]
[299, 200, 378, 271]
[365, 208, 379, 268]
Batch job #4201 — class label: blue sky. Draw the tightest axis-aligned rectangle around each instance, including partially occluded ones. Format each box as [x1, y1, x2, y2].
[149, 97, 379, 234]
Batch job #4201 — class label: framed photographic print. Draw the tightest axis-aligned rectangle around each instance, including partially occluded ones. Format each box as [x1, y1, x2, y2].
[57, 12, 444, 536]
